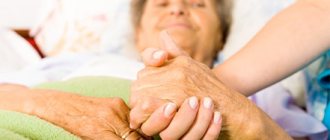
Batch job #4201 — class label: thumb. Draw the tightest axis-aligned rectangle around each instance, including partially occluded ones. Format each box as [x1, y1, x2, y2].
[140, 30, 189, 67]
[141, 47, 168, 67]
[160, 30, 189, 59]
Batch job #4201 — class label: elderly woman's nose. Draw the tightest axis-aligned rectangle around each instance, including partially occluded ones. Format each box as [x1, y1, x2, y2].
[169, 2, 188, 16]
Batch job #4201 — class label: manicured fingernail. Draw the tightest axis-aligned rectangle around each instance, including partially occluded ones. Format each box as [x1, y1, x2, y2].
[189, 96, 198, 109]
[164, 103, 177, 117]
[153, 50, 164, 60]
[213, 111, 222, 124]
[203, 97, 213, 109]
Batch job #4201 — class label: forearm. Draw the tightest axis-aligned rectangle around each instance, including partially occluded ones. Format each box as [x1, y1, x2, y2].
[0, 84, 36, 114]
[17, 89, 86, 132]
[0, 84, 74, 129]
[0, 84, 136, 139]
[214, 0, 330, 96]
[246, 105, 292, 140]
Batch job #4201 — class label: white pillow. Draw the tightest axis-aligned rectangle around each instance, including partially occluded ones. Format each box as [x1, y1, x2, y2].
[221, 0, 306, 106]
[0, 28, 41, 73]
[31, 0, 137, 58]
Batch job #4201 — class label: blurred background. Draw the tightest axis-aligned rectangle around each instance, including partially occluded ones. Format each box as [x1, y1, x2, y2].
[0, 0, 45, 29]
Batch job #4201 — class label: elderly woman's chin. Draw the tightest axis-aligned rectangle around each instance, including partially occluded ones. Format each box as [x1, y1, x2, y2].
[167, 29, 197, 54]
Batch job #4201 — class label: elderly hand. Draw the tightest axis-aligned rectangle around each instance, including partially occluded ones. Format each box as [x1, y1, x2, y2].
[130, 53, 232, 139]
[0, 84, 144, 140]
[129, 31, 224, 139]
[129, 31, 292, 139]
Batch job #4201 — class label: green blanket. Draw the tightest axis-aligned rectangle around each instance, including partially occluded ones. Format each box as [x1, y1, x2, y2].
[0, 76, 132, 140]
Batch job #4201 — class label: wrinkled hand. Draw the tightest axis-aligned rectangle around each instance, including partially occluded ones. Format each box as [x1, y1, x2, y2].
[129, 31, 292, 139]
[130, 53, 229, 129]
[130, 31, 226, 139]
[36, 91, 143, 140]
[0, 84, 143, 140]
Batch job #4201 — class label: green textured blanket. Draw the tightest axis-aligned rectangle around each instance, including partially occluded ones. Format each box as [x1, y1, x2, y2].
[0, 76, 131, 140]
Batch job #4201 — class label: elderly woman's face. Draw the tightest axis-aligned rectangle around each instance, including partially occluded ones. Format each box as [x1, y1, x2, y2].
[136, 0, 221, 65]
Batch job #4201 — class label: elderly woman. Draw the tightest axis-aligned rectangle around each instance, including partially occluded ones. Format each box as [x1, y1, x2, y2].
[0, 0, 234, 139]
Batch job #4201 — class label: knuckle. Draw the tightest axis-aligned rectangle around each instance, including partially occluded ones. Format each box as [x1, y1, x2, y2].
[128, 91, 143, 108]
[140, 99, 154, 112]
[172, 66, 188, 80]
[175, 55, 192, 65]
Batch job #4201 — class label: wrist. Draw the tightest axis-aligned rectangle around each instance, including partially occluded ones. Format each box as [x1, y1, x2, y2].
[212, 87, 291, 139]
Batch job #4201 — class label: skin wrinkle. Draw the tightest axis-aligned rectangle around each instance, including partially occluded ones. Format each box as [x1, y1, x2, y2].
[134, 48, 282, 139]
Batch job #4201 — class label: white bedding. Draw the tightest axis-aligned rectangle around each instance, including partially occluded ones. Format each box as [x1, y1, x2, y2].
[0, 28, 41, 73]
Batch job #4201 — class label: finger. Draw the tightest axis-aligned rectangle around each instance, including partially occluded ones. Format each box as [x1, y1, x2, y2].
[160, 30, 189, 58]
[122, 130, 146, 140]
[202, 111, 222, 140]
[141, 102, 178, 136]
[111, 113, 144, 140]
[159, 96, 199, 139]
[182, 97, 214, 140]
[129, 98, 167, 129]
[141, 47, 168, 67]
[94, 133, 122, 140]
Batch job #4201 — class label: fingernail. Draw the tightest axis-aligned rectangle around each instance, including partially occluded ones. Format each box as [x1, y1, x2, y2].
[164, 103, 177, 117]
[213, 111, 222, 124]
[203, 97, 213, 109]
[189, 96, 198, 109]
[153, 50, 164, 60]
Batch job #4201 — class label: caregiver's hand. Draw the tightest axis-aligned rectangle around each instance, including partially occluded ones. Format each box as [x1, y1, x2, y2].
[129, 31, 292, 139]
[131, 96, 222, 139]
[130, 52, 228, 139]
[0, 84, 143, 140]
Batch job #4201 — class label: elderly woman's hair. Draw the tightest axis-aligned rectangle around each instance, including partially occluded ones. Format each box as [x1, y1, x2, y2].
[130, 0, 232, 44]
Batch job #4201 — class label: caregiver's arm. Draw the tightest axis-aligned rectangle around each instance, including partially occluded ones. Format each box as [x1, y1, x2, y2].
[214, 0, 330, 96]
[0, 84, 142, 139]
